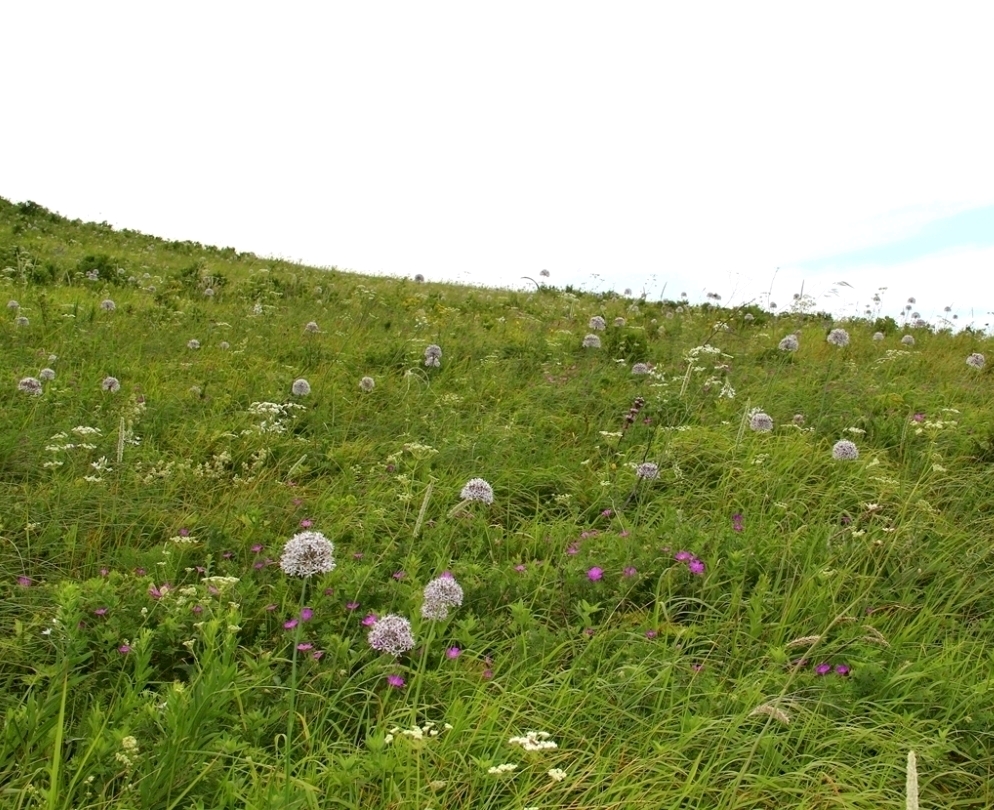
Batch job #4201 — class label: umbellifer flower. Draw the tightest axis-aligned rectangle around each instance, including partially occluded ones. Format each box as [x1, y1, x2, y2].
[826, 328, 850, 347]
[460, 478, 494, 504]
[279, 530, 336, 578]
[368, 614, 416, 656]
[832, 439, 859, 461]
[421, 574, 464, 620]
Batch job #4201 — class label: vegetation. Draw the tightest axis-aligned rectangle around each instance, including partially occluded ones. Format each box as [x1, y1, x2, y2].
[2, 196, 992, 808]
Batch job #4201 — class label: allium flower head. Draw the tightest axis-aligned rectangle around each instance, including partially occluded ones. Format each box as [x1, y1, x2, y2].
[291, 378, 311, 396]
[966, 352, 985, 369]
[187, 339, 200, 350]
[582, 334, 601, 349]
[636, 462, 659, 480]
[304, 321, 320, 333]
[900, 334, 915, 346]
[424, 344, 442, 367]
[792, 413, 805, 426]
[39, 368, 56, 381]
[7, 300, 18, 309]
[102, 376, 121, 393]
[101, 299, 116, 311]
[367, 614, 416, 656]
[749, 411, 774, 432]
[359, 376, 375, 392]
[279, 530, 336, 578]
[778, 334, 799, 352]
[631, 362, 649, 375]
[18, 377, 43, 396]
[588, 315, 606, 331]
[832, 439, 859, 461]
[827, 328, 850, 347]
[460, 478, 494, 504]
[422, 574, 464, 620]
[872, 331, 885, 341]
[614, 317, 626, 327]
[414, 273, 425, 282]
[15, 316, 28, 326]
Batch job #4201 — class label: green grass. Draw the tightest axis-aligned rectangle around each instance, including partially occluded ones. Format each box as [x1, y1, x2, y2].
[2, 195, 993, 808]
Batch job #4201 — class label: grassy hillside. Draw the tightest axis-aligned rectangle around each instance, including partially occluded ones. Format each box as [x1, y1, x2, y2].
[2, 196, 994, 809]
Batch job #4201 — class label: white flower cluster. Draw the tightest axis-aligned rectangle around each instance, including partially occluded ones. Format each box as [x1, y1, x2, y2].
[487, 763, 517, 775]
[509, 731, 558, 752]
[384, 720, 453, 745]
[244, 401, 305, 435]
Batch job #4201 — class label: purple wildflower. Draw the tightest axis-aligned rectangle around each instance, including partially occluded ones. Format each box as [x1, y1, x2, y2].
[587, 567, 604, 581]
[446, 646, 461, 659]
[815, 663, 831, 675]
[386, 674, 406, 688]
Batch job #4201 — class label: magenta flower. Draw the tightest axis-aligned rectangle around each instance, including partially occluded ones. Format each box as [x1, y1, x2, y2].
[179, 527, 190, 537]
[353, 552, 364, 560]
[392, 570, 406, 580]
[567, 544, 579, 555]
[299, 518, 313, 528]
[514, 564, 527, 573]
[482, 668, 493, 680]
[675, 551, 692, 562]
[691, 663, 704, 673]
[312, 650, 324, 661]
[446, 646, 461, 659]
[601, 509, 613, 518]
[386, 674, 405, 688]
[732, 513, 744, 532]
[118, 644, 131, 654]
[296, 643, 314, 652]
[618, 530, 630, 538]
[645, 629, 657, 639]
[284, 619, 299, 630]
[346, 601, 359, 611]
[192, 604, 203, 614]
[300, 607, 314, 622]
[17, 576, 32, 587]
[688, 558, 705, 575]
[835, 664, 851, 676]
[362, 613, 378, 627]
[94, 607, 108, 616]
[100, 568, 110, 577]
[815, 663, 831, 675]
[623, 566, 637, 577]
[265, 603, 278, 612]
[587, 567, 604, 581]
[251, 544, 264, 553]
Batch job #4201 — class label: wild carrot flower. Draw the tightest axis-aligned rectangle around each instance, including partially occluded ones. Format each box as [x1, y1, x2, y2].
[102, 376, 121, 393]
[279, 530, 335, 577]
[635, 462, 659, 480]
[421, 574, 464, 620]
[368, 614, 416, 656]
[778, 334, 799, 351]
[291, 378, 311, 396]
[460, 478, 494, 504]
[582, 334, 601, 348]
[827, 328, 850, 347]
[359, 376, 375, 392]
[18, 377, 43, 396]
[749, 411, 774, 432]
[832, 439, 859, 461]
[966, 352, 985, 369]
[589, 316, 606, 331]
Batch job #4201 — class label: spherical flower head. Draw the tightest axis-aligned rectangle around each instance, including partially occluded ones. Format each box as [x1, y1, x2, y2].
[279, 530, 336, 578]
[778, 334, 799, 352]
[367, 614, 415, 656]
[635, 462, 659, 480]
[414, 273, 425, 282]
[792, 413, 805, 426]
[614, 317, 626, 327]
[460, 478, 494, 504]
[631, 362, 649, 375]
[187, 339, 201, 350]
[100, 299, 116, 311]
[304, 321, 320, 333]
[39, 368, 56, 381]
[900, 334, 915, 346]
[7, 300, 18, 309]
[291, 378, 311, 396]
[102, 376, 121, 393]
[749, 411, 774, 432]
[18, 377, 43, 396]
[15, 316, 29, 327]
[872, 331, 885, 341]
[588, 316, 606, 331]
[966, 352, 986, 369]
[359, 376, 375, 392]
[421, 574, 464, 620]
[582, 334, 601, 349]
[587, 566, 603, 581]
[539, 269, 550, 277]
[826, 328, 850, 347]
[832, 439, 859, 461]
[386, 673, 406, 687]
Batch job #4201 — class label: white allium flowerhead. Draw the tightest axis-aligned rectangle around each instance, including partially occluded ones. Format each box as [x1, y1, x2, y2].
[778, 334, 799, 352]
[460, 478, 494, 504]
[359, 376, 375, 392]
[749, 411, 774, 432]
[424, 344, 442, 367]
[203, 288, 214, 297]
[7, 300, 18, 309]
[588, 316, 606, 331]
[18, 377, 43, 396]
[279, 530, 335, 578]
[421, 574, 464, 620]
[631, 362, 649, 375]
[304, 321, 320, 333]
[39, 368, 56, 381]
[102, 376, 121, 393]
[832, 439, 859, 461]
[582, 334, 601, 349]
[367, 614, 415, 656]
[187, 339, 200, 350]
[827, 328, 850, 347]
[872, 331, 885, 341]
[414, 273, 425, 282]
[15, 316, 29, 327]
[291, 378, 311, 396]
[614, 317, 626, 327]
[100, 299, 116, 311]
[900, 334, 915, 346]
[636, 462, 659, 480]
[966, 352, 985, 369]
[219, 341, 230, 350]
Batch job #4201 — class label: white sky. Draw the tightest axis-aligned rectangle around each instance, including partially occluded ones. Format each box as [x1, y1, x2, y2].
[4, 2, 994, 329]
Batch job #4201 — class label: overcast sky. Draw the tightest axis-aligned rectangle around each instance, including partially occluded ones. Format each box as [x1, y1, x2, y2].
[4, 2, 993, 329]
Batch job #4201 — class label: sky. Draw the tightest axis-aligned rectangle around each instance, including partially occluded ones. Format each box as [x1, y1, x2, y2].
[3, 2, 994, 330]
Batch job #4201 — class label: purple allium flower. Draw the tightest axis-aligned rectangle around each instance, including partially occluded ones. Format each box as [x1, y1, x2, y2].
[900, 334, 915, 346]
[582, 334, 601, 349]
[362, 613, 378, 626]
[589, 316, 606, 331]
[39, 368, 55, 381]
[587, 566, 604, 581]
[749, 411, 774, 432]
[18, 377, 43, 396]
[291, 378, 311, 396]
[7, 300, 18, 309]
[300, 607, 314, 622]
[635, 462, 659, 480]
[368, 614, 416, 656]
[15, 316, 28, 326]
[421, 574, 464, 620]
[279, 530, 335, 578]
[386, 674, 406, 688]
[872, 331, 885, 341]
[827, 328, 850, 347]
[102, 376, 121, 393]
[446, 646, 461, 659]
[815, 663, 831, 675]
[359, 376, 375, 392]
[187, 339, 201, 350]
[792, 413, 805, 426]
[966, 352, 986, 369]
[424, 344, 442, 367]
[778, 334, 799, 352]
[304, 321, 320, 333]
[832, 439, 859, 461]
[460, 477, 494, 504]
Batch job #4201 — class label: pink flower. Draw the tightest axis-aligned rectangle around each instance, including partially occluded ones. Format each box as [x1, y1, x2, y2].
[300, 607, 314, 622]
[299, 518, 313, 528]
[514, 564, 527, 573]
[601, 509, 613, 518]
[265, 603, 277, 612]
[312, 650, 324, 661]
[482, 669, 493, 680]
[446, 646, 461, 659]
[386, 674, 405, 688]
[284, 619, 298, 630]
[17, 576, 32, 587]
[567, 544, 579, 555]
[815, 663, 831, 675]
[587, 567, 603, 581]
[100, 568, 110, 577]
[296, 643, 313, 652]
[623, 566, 637, 577]
[362, 613, 378, 627]
[118, 644, 131, 654]
[94, 607, 108, 616]
[645, 629, 657, 639]
[688, 558, 705, 575]
[251, 544, 264, 553]
[346, 601, 359, 611]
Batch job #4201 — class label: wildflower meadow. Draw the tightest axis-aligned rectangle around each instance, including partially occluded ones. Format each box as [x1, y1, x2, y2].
[2, 197, 994, 808]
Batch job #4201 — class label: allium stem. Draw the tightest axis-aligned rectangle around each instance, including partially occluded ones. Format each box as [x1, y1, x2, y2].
[116, 417, 126, 465]
[413, 480, 434, 538]
[284, 582, 307, 803]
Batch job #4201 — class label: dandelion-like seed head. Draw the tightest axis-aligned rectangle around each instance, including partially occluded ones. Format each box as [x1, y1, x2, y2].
[966, 352, 985, 369]
[279, 530, 336, 578]
[588, 316, 606, 331]
[367, 614, 416, 656]
[636, 462, 659, 480]
[101, 299, 116, 311]
[872, 331, 885, 341]
[359, 376, 375, 392]
[291, 378, 311, 396]
[631, 362, 649, 375]
[778, 334, 799, 352]
[102, 376, 121, 393]
[832, 439, 859, 461]
[901, 334, 915, 346]
[827, 328, 850, 347]
[421, 575, 464, 620]
[460, 478, 494, 504]
[582, 334, 601, 349]
[18, 377, 43, 396]
[749, 411, 774, 432]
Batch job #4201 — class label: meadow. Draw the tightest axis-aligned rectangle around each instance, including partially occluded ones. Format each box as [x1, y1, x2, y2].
[2, 196, 993, 809]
